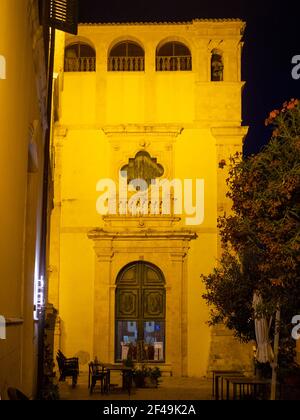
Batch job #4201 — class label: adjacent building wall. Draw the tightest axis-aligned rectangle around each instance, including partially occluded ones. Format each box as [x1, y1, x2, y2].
[0, 0, 47, 399]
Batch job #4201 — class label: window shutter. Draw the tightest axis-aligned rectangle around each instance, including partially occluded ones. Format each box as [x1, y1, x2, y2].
[47, 0, 78, 35]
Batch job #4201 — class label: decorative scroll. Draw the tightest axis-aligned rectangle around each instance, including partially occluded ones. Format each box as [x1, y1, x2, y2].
[117, 290, 138, 318]
[143, 290, 165, 319]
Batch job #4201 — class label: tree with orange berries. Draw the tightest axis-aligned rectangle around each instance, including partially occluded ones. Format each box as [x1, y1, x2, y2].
[202, 99, 300, 374]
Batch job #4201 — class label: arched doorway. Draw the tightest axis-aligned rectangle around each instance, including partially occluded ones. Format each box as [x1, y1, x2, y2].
[115, 261, 165, 363]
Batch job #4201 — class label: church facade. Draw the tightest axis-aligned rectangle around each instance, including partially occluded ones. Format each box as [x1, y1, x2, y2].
[49, 19, 252, 377]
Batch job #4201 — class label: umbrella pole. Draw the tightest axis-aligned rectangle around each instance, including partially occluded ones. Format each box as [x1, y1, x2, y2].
[270, 308, 281, 400]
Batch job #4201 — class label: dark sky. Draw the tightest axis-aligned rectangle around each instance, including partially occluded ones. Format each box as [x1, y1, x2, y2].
[78, 0, 300, 155]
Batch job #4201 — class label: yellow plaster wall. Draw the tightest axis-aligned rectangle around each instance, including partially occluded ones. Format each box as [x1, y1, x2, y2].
[175, 129, 217, 228]
[187, 235, 217, 377]
[61, 74, 97, 125]
[155, 74, 195, 123]
[60, 129, 109, 228]
[58, 233, 94, 362]
[106, 74, 145, 124]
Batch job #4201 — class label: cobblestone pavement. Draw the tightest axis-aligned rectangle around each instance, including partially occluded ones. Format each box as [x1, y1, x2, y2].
[59, 372, 212, 400]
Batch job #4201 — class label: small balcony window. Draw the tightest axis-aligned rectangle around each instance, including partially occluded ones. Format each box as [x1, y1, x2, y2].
[211, 49, 224, 81]
[156, 41, 192, 71]
[108, 41, 145, 71]
[64, 42, 96, 72]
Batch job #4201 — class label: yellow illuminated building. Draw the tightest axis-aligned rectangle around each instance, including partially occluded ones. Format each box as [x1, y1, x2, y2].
[49, 19, 253, 377]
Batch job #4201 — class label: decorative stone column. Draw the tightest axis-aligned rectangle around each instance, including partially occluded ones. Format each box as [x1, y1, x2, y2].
[48, 127, 68, 309]
[170, 249, 189, 376]
[93, 242, 114, 362]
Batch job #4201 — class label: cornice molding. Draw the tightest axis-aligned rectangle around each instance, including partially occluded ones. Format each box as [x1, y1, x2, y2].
[211, 126, 249, 145]
[102, 125, 184, 138]
[88, 228, 197, 242]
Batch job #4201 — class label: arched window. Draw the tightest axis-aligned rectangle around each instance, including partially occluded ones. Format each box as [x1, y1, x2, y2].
[156, 41, 192, 71]
[64, 42, 96, 72]
[108, 41, 145, 71]
[211, 49, 224, 81]
[115, 261, 166, 362]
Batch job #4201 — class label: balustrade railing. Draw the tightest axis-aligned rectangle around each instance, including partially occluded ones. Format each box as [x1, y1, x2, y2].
[64, 56, 192, 72]
[108, 56, 145, 71]
[64, 57, 96, 72]
[156, 55, 192, 71]
[116, 194, 179, 217]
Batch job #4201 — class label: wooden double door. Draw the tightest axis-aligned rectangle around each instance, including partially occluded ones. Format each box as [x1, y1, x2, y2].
[115, 261, 166, 362]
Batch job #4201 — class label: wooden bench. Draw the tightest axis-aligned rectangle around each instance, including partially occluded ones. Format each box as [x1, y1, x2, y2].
[56, 350, 79, 387]
[211, 370, 244, 400]
[7, 387, 30, 400]
[227, 377, 271, 400]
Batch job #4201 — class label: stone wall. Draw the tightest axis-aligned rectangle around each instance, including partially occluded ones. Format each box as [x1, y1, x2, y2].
[208, 324, 254, 376]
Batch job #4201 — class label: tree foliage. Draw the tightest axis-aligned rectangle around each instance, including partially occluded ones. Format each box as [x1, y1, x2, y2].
[202, 99, 300, 348]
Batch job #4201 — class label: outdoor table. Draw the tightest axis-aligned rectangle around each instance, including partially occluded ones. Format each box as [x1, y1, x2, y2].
[101, 363, 134, 395]
[88, 362, 110, 394]
[211, 370, 244, 400]
[226, 377, 271, 400]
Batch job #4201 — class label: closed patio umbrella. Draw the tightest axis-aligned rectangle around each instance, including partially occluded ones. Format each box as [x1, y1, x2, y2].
[253, 292, 274, 364]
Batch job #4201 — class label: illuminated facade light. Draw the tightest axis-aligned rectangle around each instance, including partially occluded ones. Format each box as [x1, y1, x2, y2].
[34, 276, 45, 320]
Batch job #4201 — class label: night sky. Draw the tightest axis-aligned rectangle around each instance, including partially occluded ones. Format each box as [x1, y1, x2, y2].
[78, 0, 300, 155]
